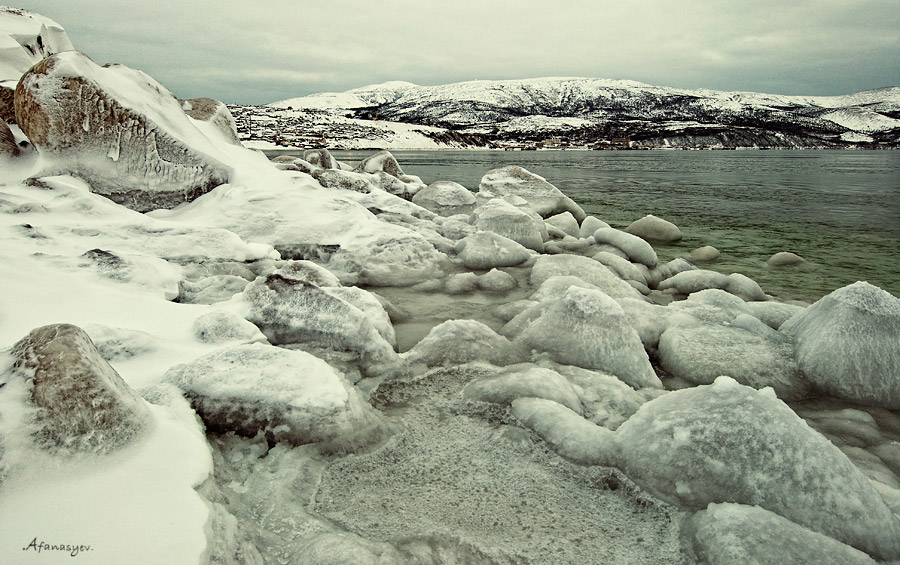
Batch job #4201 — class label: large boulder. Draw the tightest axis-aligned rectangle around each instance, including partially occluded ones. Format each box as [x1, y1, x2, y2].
[780, 281, 900, 409]
[15, 51, 231, 212]
[164, 343, 385, 448]
[592, 227, 658, 268]
[6, 323, 149, 452]
[179, 97, 240, 145]
[479, 165, 585, 220]
[471, 198, 546, 252]
[412, 180, 476, 217]
[529, 254, 642, 301]
[454, 231, 532, 270]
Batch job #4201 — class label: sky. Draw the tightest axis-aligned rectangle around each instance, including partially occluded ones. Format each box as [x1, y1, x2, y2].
[11, 0, 900, 105]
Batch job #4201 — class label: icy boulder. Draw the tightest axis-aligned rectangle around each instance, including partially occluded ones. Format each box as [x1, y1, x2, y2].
[327, 233, 447, 287]
[592, 227, 658, 268]
[6, 323, 149, 452]
[180, 97, 240, 145]
[191, 310, 268, 344]
[624, 214, 682, 242]
[479, 165, 586, 220]
[687, 245, 720, 262]
[15, 51, 231, 212]
[243, 273, 403, 378]
[517, 287, 662, 389]
[658, 316, 808, 399]
[471, 198, 546, 252]
[354, 150, 425, 199]
[529, 254, 642, 301]
[403, 319, 530, 368]
[462, 364, 583, 414]
[767, 251, 806, 266]
[545, 211, 580, 238]
[578, 215, 610, 238]
[454, 231, 532, 269]
[657, 269, 729, 295]
[164, 343, 385, 447]
[780, 281, 900, 409]
[685, 503, 877, 565]
[412, 180, 476, 217]
[615, 377, 900, 560]
[0, 7, 74, 82]
[303, 148, 338, 170]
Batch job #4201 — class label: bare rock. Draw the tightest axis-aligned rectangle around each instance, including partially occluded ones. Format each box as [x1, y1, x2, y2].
[0, 119, 18, 156]
[9, 323, 149, 452]
[15, 52, 231, 212]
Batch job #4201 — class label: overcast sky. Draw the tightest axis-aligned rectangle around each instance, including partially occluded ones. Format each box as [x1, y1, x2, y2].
[14, 0, 900, 104]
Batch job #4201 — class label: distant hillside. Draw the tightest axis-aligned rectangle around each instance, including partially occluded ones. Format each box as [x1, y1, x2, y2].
[229, 78, 900, 150]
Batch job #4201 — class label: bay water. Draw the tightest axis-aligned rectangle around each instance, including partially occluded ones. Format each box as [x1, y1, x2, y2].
[328, 149, 900, 303]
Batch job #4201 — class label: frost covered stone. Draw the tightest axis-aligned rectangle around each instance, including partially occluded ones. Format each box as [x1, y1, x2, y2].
[15, 52, 231, 212]
[529, 254, 642, 301]
[403, 319, 529, 368]
[303, 148, 338, 170]
[687, 245, 720, 262]
[657, 269, 729, 295]
[545, 211, 580, 238]
[767, 251, 806, 266]
[592, 227, 658, 268]
[479, 165, 586, 220]
[463, 365, 583, 414]
[180, 97, 240, 145]
[471, 198, 546, 252]
[327, 234, 447, 287]
[412, 181, 476, 216]
[578, 215, 610, 238]
[615, 378, 900, 560]
[164, 343, 385, 447]
[624, 214, 682, 242]
[685, 503, 877, 565]
[191, 310, 267, 344]
[780, 281, 900, 409]
[243, 273, 402, 378]
[454, 231, 532, 269]
[8, 323, 149, 452]
[518, 287, 662, 389]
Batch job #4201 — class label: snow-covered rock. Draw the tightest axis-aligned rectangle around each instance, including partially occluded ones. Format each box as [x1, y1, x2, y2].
[15, 52, 232, 212]
[685, 503, 878, 565]
[517, 287, 662, 389]
[471, 198, 546, 252]
[191, 310, 268, 344]
[529, 254, 642, 301]
[687, 245, 720, 262]
[327, 232, 447, 287]
[453, 230, 532, 269]
[242, 273, 403, 378]
[592, 227, 658, 268]
[545, 211, 580, 238]
[592, 251, 648, 286]
[403, 319, 529, 368]
[6, 323, 149, 453]
[780, 281, 900, 409]
[479, 165, 585, 220]
[615, 378, 900, 561]
[180, 97, 240, 145]
[767, 251, 806, 266]
[657, 269, 729, 295]
[164, 343, 385, 447]
[0, 7, 74, 84]
[412, 180, 476, 216]
[303, 148, 338, 170]
[578, 215, 610, 238]
[624, 214, 682, 242]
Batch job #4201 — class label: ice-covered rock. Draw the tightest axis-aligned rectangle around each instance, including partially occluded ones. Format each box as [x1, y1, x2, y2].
[180, 97, 240, 145]
[592, 251, 648, 286]
[517, 287, 662, 389]
[164, 343, 385, 447]
[592, 227, 658, 268]
[463, 364, 583, 414]
[177, 274, 249, 304]
[0, 7, 74, 84]
[545, 211, 580, 238]
[780, 281, 900, 409]
[353, 150, 424, 198]
[444, 272, 479, 294]
[479, 165, 585, 220]
[615, 378, 900, 560]
[471, 198, 546, 252]
[243, 273, 403, 378]
[314, 168, 377, 193]
[403, 319, 530, 368]
[15, 52, 232, 212]
[624, 214, 682, 242]
[767, 251, 806, 266]
[529, 254, 642, 301]
[658, 316, 808, 399]
[191, 310, 268, 344]
[476, 268, 517, 291]
[454, 230, 532, 269]
[327, 233, 447, 287]
[725, 272, 768, 301]
[657, 269, 729, 295]
[412, 180, 476, 216]
[303, 148, 338, 170]
[687, 245, 720, 262]
[578, 215, 610, 238]
[6, 323, 149, 452]
[82, 324, 158, 361]
[646, 257, 696, 288]
[530, 275, 602, 304]
[744, 300, 805, 329]
[1, 82, 13, 122]
[511, 397, 611, 464]
[685, 503, 878, 565]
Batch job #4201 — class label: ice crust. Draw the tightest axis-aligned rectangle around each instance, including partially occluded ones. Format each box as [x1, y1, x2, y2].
[780, 281, 900, 408]
[479, 165, 586, 220]
[403, 319, 530, 368]
[592, 227, 658, 267]
[462, 364, 583, 413]
[412, 180, 476, 216]
[624, 214, 682, 242]
[454, 230, 532, 269]
[471, 197, 546, 252]
[529, 254, 643, 300]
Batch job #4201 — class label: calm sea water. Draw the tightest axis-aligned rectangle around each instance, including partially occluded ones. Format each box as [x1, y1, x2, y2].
[320, 150, 899, 302]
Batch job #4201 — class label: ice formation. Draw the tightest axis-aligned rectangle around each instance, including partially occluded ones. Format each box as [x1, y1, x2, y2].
[164, 343, 385, 447]
[411, 180, 476, 216]
[403, 319, 530, 368]
[780, 281, 900, 408]
[767, 250, 806, 266]
[529, 254, 642, 300]
[15, 52, 232, 211]
[624, 214, 682, 242]
[479, 165, 586, 220]
[471, 197, 546, 252]
[517, 287, 662, 389]
[592, 227, 658, 267]
[462, 364, 583, 414]
[453, 230, 533, 269]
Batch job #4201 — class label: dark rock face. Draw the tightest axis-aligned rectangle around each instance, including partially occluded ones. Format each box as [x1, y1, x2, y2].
[14, 52, 231, 212]
[0, 119, 19, 156]
[10, 323, 149, 452]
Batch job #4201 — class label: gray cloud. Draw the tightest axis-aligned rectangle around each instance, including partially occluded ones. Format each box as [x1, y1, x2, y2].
[14, 0, 900, 104]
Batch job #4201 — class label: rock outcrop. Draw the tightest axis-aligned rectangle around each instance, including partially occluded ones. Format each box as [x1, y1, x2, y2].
[15, 51, 231, 211]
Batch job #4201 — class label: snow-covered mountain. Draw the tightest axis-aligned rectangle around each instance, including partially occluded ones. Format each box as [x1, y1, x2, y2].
[238, 77, 900, 149]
